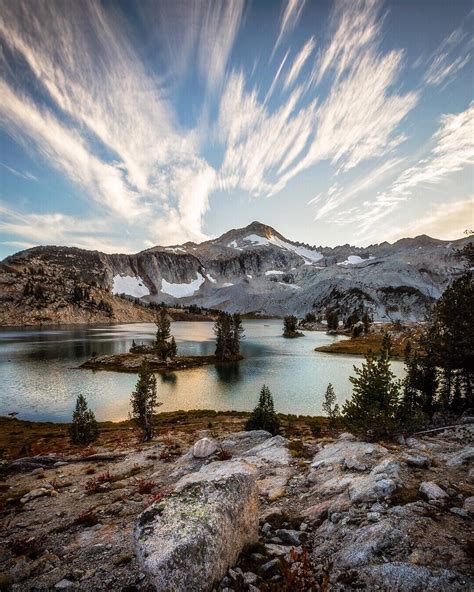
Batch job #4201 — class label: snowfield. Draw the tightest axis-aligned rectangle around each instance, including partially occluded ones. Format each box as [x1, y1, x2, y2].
[161, 273, 205, 298]
[237, 233, 323, 264]
[338, 255, 375, 266]
[112, 275, 150, 298]
[265, 270, 285, 275]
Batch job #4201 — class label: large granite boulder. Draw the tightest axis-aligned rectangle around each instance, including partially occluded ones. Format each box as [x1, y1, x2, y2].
[134, 462, 259, 591]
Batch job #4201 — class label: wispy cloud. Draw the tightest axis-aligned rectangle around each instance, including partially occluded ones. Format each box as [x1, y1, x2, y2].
[424, 27, 472, 87]
[273, 0, 307, 55]
[382, 198, 473, 242]
[350, 102, 474, 236]
[284, 36, 316, 89]
[0, 162, 37, 182]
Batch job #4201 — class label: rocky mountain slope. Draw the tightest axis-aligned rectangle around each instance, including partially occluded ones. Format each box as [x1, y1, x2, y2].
[1, 222, 470, 325]
[1, 418, 473, 590]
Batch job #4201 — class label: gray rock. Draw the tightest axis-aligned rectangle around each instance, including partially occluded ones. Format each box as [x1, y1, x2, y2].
[275, 529, 301, 546]
[446, 446, 474, 467]
[402, 452, 431, 468]
[243, 572, 258, 584]
[192, 437, 219, 458]
[134, 469, 259, 591]
[362, 562, 469, 592]
[367, 511, 381, 522]
[54, 580, 74, 590]
[260, 558, 280, 577]
[449, 507, 469, 518]
[463, 496, 474, 514]
[419, 481, 448, 501]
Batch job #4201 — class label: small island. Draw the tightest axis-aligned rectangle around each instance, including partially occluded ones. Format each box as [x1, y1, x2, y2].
[282, 314, 304, 338]
[80, 309, 244, 373]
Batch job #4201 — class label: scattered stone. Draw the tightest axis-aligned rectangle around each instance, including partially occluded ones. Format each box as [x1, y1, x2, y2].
[192, 437, 218, 459]
[20, 487, 51, 504]
[275, 529, 301, 546]
[449, 507, 468, 518]
[367, 511, 381, 522]
[445, 446, 474, 467]
[54, 579, 74, 589]
[243, 571, 258, 584]
[402, 452, 431, 468]
[260, 558, 280, 577]
[265, 544, 292, 557]
[463, 496, 474, 514]
[419, 481, 448, 502]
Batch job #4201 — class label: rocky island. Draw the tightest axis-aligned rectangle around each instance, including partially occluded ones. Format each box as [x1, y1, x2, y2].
[80, 352, 242, 373]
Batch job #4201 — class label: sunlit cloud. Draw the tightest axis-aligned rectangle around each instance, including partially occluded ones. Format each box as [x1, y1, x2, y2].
[284, 36, 316, 89]
[273, 0, 307, 55]
[424, 27, 472, 87]
[0, 163, 37, 182]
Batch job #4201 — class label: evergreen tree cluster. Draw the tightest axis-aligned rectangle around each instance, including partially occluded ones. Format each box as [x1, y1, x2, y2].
[245, 385, 280, 435]
[214, 312, 244, 361]
[283, 315, 303, 337]
[153, 308, 178, 360]
[326, 308, 339, 331]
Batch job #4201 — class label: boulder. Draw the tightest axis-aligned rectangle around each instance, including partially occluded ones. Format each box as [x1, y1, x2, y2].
[240, 435, 290, 466]
[135, 467, 259, 592]
[174, 460, 256, 492]
[192, 437, 219, 458]
[419, 482, 448, 502]
[463, 496, 474, 514]
[445, 446, 474, 467]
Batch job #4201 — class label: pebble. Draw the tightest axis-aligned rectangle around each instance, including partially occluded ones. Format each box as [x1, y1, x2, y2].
[243, 572, 258, 584]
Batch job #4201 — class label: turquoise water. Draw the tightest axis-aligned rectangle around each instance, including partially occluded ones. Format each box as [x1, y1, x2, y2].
[0, 320, 405, 422]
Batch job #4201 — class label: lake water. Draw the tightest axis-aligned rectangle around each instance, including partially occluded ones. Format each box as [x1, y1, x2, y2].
[0, 320, 406, 422]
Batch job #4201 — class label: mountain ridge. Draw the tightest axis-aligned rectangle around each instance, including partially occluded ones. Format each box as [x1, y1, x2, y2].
[0, 222, 471, 326]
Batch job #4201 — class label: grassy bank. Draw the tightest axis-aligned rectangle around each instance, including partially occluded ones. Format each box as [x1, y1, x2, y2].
[0, 411, 329, 461]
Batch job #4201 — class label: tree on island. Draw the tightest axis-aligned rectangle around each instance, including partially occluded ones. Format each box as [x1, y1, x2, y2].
[154, 308, 178, 360]
[245, 384, 280, 435]
[322, 383, 340, 428]
[283, 315, 303, 338]
[130, 361, 162, 441]
[342, 335, 401, 440]
[214, 312, 244, 361]
[69, 394, 99, 445]
[326, 308, 339, 331]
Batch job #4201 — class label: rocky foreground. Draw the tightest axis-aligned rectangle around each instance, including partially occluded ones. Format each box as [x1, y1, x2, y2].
[1, 421, 473, 591]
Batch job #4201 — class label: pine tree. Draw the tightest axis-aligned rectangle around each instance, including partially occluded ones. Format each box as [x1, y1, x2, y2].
[155, 308, 171, 347]
[130, 361, 161, 441]
[245, 385, 280, 435]
[69, 394, 99, 445]
[169, 336, 178, 359]
[214, 312, 244, 361]
[342, 339, 401, 440]
[321, 383, 340, 427]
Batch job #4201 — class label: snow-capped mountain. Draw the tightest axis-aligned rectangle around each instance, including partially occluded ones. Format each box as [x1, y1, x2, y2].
[0, 221, 470, 324]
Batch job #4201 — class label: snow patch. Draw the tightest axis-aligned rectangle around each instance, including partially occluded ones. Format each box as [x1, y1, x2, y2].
[246, 274, 253, 279]
[265, 270, 285, 276]
[241, 233, 323, 264]
[206, 273, 217, 284]
[278, 282, 300, 289]
[228, 240, 243, 251]
[112, 275, 150, 298]
[338, 255, 375, 266]
[222, 282, 234, 287]
[161, 273, 205, 298]
[165, 246, 185, 253]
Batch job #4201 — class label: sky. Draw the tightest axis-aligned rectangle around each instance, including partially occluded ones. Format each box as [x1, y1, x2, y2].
[0, 0, 472, 258]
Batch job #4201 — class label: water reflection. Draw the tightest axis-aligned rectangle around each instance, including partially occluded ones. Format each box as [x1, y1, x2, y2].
[214, 362, 241, 384]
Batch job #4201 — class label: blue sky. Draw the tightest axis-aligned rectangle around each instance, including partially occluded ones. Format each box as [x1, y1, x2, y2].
[0, 0, 472, 257]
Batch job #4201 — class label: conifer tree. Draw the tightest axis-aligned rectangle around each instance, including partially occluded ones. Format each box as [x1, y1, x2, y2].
[69, 394, 99, 445]
[321, 383, 340, 427]
[283, 315, 302, 337]
[155, 308, 171, 347]
[342, 338, 401, 440]
[169, 336, 178, 359]
[245, 385, 280, 435]
[130, 361, 161, 441]
[214, 312, 244, 361]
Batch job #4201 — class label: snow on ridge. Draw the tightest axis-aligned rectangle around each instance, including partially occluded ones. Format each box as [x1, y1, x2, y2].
[165, 246, 186, 253]
[338, 255, 375, 266]
[112, 274, 150, 298]
[265, 270, 285, 275]
[228, 240, 243, 250]
[278, 282, 300, 289]
[239, 233, 323, 264]
[161, 273, 205, 298]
